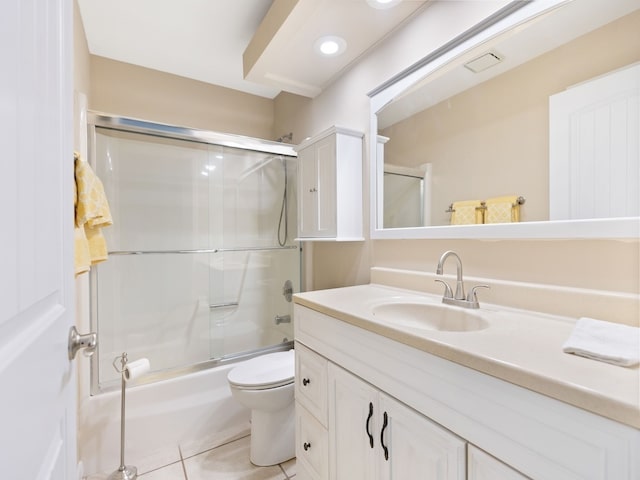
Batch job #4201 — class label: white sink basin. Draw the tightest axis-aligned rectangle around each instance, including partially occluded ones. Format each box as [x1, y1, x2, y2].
[371, 301, 489, 332]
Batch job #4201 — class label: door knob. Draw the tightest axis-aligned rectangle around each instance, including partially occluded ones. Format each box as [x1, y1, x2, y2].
[68, 326, 97, 360]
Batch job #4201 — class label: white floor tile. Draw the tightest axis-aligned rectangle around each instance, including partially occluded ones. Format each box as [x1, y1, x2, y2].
[183, 436, 286, 480]
[280, 457, 297, 478]
[179, 425, 250, 459]
[138, 462, 186, 479]
[135, 446, 182, 475]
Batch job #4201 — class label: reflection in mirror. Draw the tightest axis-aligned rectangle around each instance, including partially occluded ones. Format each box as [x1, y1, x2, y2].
[372, 0, 639, 237]
[383, 162, 430, 228]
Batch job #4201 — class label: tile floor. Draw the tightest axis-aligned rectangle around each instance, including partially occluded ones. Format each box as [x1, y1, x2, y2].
[135, 435, 296, 480]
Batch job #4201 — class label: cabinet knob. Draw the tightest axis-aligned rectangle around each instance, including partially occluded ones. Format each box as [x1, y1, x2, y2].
[303, 442, 311, 451]
[309, 187, 317, 193]
[302, 378, 311, 386]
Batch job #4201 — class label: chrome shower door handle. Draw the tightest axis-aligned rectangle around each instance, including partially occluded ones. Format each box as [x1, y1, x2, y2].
[68, 326, 97, 360]
[275, 314, 291, 325]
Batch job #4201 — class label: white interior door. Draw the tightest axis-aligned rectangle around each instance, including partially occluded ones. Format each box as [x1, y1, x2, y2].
[549, 62, 640, 220]
[0, 0, 76, 479]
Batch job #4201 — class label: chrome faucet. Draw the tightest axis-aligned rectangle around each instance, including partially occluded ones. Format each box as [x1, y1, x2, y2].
[435, 250, 489, 309]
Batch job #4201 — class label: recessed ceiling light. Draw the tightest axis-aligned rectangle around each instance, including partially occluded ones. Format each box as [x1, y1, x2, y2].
[314, 36, 347, 57]
[367, 0, 402, 10]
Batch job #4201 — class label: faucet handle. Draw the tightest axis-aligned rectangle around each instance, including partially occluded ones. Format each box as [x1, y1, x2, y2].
[435, 279, 453, 299]
[466, 284, 490, 305]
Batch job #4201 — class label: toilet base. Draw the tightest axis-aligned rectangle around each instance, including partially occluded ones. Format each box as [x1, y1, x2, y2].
[249, 400, 295, 466]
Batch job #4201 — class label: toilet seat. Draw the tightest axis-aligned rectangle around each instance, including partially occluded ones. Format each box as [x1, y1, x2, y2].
[228, 350, 294, 390]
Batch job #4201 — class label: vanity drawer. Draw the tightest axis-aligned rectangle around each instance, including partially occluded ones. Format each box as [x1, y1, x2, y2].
[296, 403, 329, 480]
[295, 342, 328, 426]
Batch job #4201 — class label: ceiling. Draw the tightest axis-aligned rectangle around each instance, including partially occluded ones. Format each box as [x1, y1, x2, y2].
[77, 0, 429, 100]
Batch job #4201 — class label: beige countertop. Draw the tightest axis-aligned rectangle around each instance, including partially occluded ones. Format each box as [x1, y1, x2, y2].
[294, 283, 640, 429]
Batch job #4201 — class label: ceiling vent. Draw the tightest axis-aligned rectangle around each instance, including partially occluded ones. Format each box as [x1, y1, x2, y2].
[464, 51, 504, 73]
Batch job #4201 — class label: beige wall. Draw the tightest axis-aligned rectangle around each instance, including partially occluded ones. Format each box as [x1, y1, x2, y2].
[273, 1, 640, 314]
[89, 56, 276, 140]
[381, 11, 640, 225]
[75, 0, 276, 141]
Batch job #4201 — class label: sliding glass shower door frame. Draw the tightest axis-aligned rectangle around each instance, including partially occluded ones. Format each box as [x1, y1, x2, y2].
[86, 112, 300, 395]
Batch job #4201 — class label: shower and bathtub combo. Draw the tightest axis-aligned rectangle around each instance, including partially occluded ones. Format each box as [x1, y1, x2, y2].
[78, 113, 299, 475]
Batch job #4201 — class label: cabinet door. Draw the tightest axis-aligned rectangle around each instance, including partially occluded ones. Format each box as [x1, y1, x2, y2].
[328, 364, 378, 480]
[314, 134, 337, 237]
[378, 393, 466, 480]
[468, 445, 529, 480]
[297, 135, 337, 238]
[298, 146, 319, 237]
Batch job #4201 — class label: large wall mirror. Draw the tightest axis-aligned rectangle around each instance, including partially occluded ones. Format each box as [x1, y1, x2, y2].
[370, 0, 639, 239]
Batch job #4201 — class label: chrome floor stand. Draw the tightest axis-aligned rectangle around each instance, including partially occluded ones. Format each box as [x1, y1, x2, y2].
[108, 353, 137, 480]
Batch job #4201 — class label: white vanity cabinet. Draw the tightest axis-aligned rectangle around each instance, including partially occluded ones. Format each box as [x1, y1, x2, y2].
[294, 302, 640, 480]
[329, 363, 466, 480]
[295, 126, 364, 241]
[295, 341, 465, 480]
[467, 446, 528, 480]
[295, 343, 329, 480]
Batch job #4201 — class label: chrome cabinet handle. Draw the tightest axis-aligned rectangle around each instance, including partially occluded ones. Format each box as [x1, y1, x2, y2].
[303, 442, 311, 451]
[302, 378, 311, 386]
[365, 402, 374, 448]
[380, 411, 389, 461]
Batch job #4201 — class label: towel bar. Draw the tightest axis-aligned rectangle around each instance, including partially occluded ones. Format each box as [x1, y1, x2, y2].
[109, 245, 298, 255]
[446, 196, 526, 213]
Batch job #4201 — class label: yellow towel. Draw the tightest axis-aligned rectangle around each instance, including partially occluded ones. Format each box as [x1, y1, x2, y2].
[485, 195, 520, 224]
[74, 154, 112, 276]
[450, 200, 484, 225]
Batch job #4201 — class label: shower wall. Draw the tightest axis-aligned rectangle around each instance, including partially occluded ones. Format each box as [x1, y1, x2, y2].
[91, 121, 299, 390]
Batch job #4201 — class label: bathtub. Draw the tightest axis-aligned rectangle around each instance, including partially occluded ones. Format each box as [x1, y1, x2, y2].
[78, 362, 250, 476]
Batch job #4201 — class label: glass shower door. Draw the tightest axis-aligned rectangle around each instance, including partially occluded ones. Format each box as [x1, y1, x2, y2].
[91, 124, 298, 392]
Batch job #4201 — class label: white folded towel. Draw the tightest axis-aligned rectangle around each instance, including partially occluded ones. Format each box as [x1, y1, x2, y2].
[562, 317, 640, 367]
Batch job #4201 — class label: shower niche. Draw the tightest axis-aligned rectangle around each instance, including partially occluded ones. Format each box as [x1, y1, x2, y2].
[88, 114, 300, 393]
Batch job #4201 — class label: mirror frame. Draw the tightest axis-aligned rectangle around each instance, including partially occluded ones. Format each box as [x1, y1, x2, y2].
[369, 0, 640, 240]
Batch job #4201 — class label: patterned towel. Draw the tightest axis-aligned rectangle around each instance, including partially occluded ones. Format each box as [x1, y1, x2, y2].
[485, 195, 520, 224]
[74, 153, 112, 276]
[450, 200, 484, 225]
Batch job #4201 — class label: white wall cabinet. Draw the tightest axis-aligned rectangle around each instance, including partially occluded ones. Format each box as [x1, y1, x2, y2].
[294, 303, 640, 480]
[296, 126, 364, 241]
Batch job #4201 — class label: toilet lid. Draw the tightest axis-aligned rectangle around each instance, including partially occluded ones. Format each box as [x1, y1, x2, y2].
[228, 350, 294, 389]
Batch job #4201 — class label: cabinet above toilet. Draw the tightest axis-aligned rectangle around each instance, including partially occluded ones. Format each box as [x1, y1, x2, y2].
[295, 126, 364, 241]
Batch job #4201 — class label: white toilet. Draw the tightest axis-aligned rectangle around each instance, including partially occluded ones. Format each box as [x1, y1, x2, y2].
[227, 349, 296, 466]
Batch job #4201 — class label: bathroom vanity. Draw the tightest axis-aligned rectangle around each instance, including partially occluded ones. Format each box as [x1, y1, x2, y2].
[293, 284, 640, 480]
